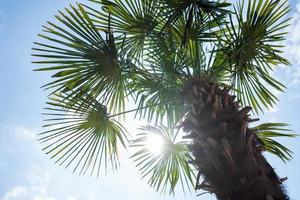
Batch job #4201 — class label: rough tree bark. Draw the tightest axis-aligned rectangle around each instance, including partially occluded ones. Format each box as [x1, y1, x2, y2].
[179, 78, 288, 200]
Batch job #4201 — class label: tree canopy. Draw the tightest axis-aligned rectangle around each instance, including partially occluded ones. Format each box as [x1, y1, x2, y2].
[33, 0, 296, 195]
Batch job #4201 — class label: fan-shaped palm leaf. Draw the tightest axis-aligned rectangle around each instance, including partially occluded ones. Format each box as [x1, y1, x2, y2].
[39, 92, 129, 177]
[32, 3, 132, 113]
[213, 0, 291, 113]
[85, 0, 162, 59]
[252, 122, 297, 162]
[160, 0, 230, 46]
[130, 125, 195, 194]
[212, 0, 289, 112]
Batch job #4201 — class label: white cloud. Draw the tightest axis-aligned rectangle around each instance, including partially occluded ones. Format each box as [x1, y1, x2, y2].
[0, 170, 55, 200]
[284, 2, 300, 87]
[0, 167, 101, 200]
[14, 126, 36, 140]
[1, 187, 27, 200]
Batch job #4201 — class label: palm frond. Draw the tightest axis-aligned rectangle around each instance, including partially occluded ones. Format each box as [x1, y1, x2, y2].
[85, 0, 162, 59]
[130, 125, 195, 194]
[39, 92, 129, 177]
[131, 44, 189, 126]
[132, 74, 185, 126]
[251, 122, 297, 163]
[160, 0, 230, 46]
[32, 3, 132, 113]
[213, 0, 291, 113]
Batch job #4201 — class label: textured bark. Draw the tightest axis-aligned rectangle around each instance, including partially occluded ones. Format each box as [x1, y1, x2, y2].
[179, 78, 288, 200]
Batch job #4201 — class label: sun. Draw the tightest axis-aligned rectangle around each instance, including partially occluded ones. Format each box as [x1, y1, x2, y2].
[146, 134, 164, 155]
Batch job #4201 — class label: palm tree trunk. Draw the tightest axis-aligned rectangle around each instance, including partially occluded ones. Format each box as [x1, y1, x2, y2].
[180, 78, 288, 200]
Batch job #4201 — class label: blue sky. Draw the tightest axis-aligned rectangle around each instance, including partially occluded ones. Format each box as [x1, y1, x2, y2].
[0, 0, 299, 200]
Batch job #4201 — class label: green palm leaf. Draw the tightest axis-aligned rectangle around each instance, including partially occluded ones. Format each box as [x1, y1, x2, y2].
[213, 0, 291, 113]
[32, 3, 132, 113]
[131, 43, 189, 126]
[86, 0, 162, 59]
[130, 125, 195, 194]
[39, 92, 129, 177]
[132, 74, 185, 126]
[252, 122, 297, 163]
[160, 0, 230, 46]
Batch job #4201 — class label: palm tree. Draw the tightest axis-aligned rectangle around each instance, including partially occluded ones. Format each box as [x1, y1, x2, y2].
[32, 0, 297, 199]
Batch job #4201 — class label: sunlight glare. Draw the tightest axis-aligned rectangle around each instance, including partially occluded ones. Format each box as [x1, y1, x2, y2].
[146, 134, 164, 155]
